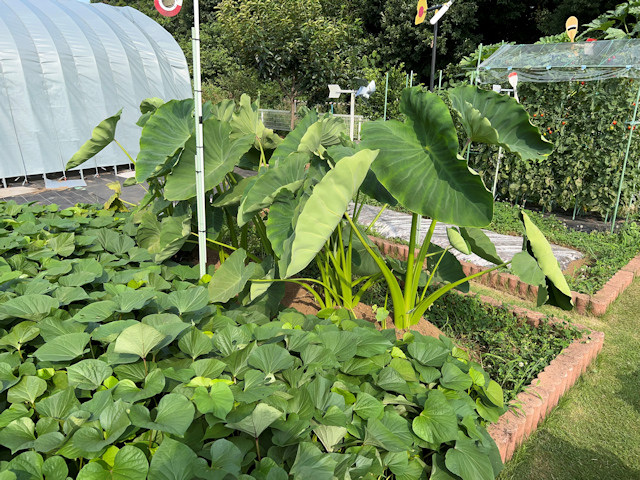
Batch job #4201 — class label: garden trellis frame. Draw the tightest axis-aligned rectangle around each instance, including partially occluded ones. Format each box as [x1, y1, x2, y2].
[475, 39, 640, 233]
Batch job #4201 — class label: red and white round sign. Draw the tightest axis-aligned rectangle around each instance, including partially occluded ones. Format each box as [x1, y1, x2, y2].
[154, 0, 183, 17]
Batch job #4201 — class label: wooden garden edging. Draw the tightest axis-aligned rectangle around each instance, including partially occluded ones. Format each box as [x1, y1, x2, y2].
[369, 236, 640, 316]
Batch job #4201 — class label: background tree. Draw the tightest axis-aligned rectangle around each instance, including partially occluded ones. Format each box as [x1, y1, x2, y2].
[216, 0, 362, 128]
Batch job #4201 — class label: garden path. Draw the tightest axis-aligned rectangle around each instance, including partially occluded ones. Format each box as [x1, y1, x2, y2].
[354, 204, 583, 271]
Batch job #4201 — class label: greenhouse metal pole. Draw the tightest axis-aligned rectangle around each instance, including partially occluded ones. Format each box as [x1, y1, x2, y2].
[429, 21, 438, 91]
[611, 83, 640, 234]
[192, 5, 207, 276]
[383, 72, 389, 121]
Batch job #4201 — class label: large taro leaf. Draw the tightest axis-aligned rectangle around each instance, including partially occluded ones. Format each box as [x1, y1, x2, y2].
[282, 149, 378, 278]
[270, 111, 319, 164]
[136, 99, 195, 183]
[360, 87, 492, 227]
[208, 249, 256, 303]
[66, 110, 122, 170]
[77, 445, 148, 480]
[230, 94, 281, 151]
[297, 116, 346, 157]
[459, 227, 503, 265]
[520, 211, 573, 310]
[510, 251, 545, 288]
[266, 189, 297, 259]
[129, 393, 195, 436]
[208, 99, 235, 122]
[136, 97, 165, 127]
[449, 85, 553, 161]
[136, 207, 191, 263]
[164, 118, 254, 201]
[327, 145, 397, 207]
[237, 152, 308, 226]
[0, 295, 59, 321]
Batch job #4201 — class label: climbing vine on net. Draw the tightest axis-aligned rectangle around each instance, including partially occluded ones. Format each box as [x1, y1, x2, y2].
[469, 78, 640, 216]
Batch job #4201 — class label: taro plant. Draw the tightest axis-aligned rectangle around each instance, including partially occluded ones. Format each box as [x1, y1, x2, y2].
[347, 85, 570, 329]
[65, 94, 283, 261]
[239, 86, 572, 328]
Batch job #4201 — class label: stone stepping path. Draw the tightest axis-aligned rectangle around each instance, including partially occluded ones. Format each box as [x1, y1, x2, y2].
[353, 204, 583, 271]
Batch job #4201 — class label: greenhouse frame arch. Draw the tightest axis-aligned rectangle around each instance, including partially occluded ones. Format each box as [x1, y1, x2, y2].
[0, 0, 192, 182]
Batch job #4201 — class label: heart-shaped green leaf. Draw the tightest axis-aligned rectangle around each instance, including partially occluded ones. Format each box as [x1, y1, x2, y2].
[283, 149, 378, 277]
[164, 118, 254, 201]
[360, 87, 493, 227]
[136, 99, 194, 183]
[66, 110, 122, 170]
[449, 85, 553, 161]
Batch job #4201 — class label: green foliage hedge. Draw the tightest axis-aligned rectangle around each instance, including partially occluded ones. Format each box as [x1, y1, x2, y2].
[469, 79, 640, 216]
[0, 201, 506, 480]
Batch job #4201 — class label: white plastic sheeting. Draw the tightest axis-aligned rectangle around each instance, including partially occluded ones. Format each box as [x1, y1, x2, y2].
[0, 0, 192, 179]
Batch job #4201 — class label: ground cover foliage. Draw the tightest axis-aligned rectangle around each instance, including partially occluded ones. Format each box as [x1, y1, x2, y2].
[359, 284, 582, 405]
[0, 202, 512, 480]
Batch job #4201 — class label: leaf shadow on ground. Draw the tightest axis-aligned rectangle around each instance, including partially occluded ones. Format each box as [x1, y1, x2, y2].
[615, 366, 640, 416]
[499, 432, 640, 480]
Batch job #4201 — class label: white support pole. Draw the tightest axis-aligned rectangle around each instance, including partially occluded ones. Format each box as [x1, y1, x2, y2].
[350, 91, 355, 141]
[492, 147, 502, 198]
[192, 6, 207, 277]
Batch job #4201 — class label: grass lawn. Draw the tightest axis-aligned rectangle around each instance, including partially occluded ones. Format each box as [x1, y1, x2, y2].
[469, 281, 640, 479]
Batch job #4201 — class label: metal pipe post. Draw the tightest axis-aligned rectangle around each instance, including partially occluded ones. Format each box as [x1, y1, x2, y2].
[475, 43, 483, 85]
[192, 13, 207, 276]
[611, 83, 640, 233]
[349, 91, 355, 141]
[383, 72, 389, 121]
[492, 147, 502, 198]
[430, 21, 438, 91]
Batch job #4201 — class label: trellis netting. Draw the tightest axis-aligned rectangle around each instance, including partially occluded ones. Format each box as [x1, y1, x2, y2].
[472, 39, 640, 222]
[477, 40, 640, 83]
[0, 0, 192, 180]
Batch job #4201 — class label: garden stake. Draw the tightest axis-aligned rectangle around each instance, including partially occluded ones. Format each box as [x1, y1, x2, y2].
[439, 70, 443, 89]
[383, 72, 389, 121]
[192, 13, 207, 277]
[572, 196, 580, 220]
[410, 70, 414, 87]
[475, 43, 483, 86]
[492, 146, 503, 198]
[611, 83, 640, 233]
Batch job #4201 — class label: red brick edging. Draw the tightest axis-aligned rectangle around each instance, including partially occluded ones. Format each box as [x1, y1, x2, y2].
[369, 236, 640, 316]
[367, 236, 605, 462]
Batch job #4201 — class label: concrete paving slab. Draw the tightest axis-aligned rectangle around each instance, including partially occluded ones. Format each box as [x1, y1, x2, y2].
[354, 204, 583, 271]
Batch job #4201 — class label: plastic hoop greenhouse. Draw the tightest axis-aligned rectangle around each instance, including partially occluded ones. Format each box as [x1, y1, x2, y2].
[476, 39, 640, 231]
[0, 0, 192, 183]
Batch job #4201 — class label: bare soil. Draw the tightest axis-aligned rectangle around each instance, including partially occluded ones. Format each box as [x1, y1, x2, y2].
[280, 283, 445, 340]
